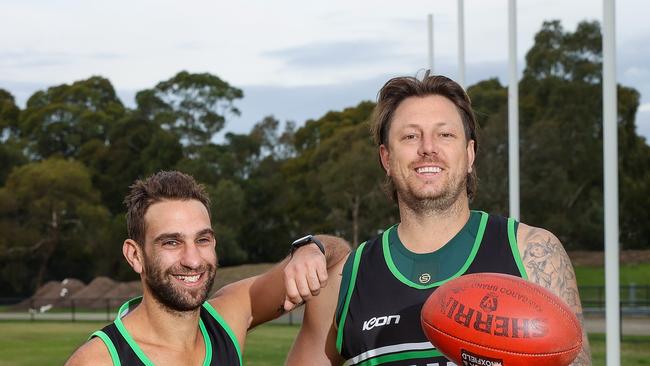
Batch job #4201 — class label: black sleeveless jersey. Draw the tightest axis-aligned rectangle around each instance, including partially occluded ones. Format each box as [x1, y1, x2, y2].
[90, 298, 242, 366]
[336, 213, 528, 366]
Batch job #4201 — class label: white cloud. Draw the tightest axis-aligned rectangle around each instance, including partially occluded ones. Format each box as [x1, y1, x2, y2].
[639, 103, 650, 113]
[1, 0, 650, 140]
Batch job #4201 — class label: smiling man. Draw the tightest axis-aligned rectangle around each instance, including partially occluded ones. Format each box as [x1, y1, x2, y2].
[287, 73, 591, 365]
[65, 171, 349, 366]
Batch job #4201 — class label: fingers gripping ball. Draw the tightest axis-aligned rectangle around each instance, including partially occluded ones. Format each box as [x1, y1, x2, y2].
[420, 273, 582, 366]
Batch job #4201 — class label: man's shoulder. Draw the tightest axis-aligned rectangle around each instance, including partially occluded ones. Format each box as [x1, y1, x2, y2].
[516, 222, 561, 243]
[64, 335, 113, 366]
[515, 222, 571, 266]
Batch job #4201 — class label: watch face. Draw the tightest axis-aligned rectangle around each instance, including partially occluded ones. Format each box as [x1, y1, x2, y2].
[293, 235, 312, 246]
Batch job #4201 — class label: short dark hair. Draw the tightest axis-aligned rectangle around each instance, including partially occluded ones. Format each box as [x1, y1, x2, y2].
[370, 72, 479, 201]
[124, 171, 211, 246]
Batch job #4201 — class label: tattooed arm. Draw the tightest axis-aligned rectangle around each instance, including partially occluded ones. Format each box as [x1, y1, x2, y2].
[517, 223, 592, 366]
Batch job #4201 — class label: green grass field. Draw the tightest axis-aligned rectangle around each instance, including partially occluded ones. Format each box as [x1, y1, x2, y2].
[575, 263, 650, 286]
[0, 321, 649, 365]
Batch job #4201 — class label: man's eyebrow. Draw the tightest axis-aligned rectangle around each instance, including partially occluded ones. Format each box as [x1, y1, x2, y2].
[153, 232, 184, 244]
[196, 228, 215, 238]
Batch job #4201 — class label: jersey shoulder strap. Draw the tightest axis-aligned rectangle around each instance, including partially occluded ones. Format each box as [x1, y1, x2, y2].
[201, 301, 243, 365]
[90, 322, 142, 365]
[466, 213, 527, 277]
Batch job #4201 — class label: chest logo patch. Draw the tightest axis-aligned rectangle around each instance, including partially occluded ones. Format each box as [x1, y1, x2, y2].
[419, 273, 432, 284]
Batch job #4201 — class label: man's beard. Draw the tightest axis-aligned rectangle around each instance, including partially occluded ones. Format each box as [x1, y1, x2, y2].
[143, 254, 216, 313]
[395, 171, 467, 215]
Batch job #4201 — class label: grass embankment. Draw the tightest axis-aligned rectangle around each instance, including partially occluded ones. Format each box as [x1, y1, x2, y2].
[575, 263, 650, 286]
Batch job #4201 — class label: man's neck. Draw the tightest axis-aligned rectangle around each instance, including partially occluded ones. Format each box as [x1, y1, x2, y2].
[396, 195, 471, 254]
[123, 293, 204, 351]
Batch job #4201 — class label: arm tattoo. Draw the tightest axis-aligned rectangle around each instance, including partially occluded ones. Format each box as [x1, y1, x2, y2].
[521, 229, 574, 297]
[522, 228, 592, 365]
[571, 313, 592, 366]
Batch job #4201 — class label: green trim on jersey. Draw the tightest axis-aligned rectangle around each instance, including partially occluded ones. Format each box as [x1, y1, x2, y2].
[113, 297, 214, 366]
[90, 330, 121, 366]
[335, 212, 526, 365]
[202, 301, 243, 365]
[336, 241, 367, 354]
[382, 211, 489, 289]
[508, 217, 528, 279]
[388, 210, 482, 284]
[354, 349, 444, 366]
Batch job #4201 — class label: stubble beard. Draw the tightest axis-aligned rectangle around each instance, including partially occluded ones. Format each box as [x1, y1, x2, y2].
[395, 172, 467, 216]
[143, 254, 216, 313]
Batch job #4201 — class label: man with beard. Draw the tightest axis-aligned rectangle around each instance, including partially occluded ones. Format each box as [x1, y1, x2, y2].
[66, 171, 349, 366]
[286, 73, 591, 365]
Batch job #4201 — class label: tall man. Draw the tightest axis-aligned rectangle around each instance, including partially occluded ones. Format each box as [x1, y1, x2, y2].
[287, 73, 591, 365]
[66, 171, 349, 365]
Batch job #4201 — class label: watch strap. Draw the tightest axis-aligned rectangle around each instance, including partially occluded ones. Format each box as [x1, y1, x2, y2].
[290, 235, 325, 256]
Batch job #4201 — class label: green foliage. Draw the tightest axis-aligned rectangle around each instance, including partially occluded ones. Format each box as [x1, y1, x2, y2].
[143, 70, 243, 148]
[210, 180, 248, 265]
[0, 19, 649, 297]
[470, 20, 650, 250]
[0, 88, 21, 138]
[0, 90, 29, 185]
[0, 158, 109, 293]
[19, 76, 125, 159]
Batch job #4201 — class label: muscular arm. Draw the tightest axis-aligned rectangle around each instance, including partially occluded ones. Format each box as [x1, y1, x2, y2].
[286, 254, 347, 366]
[64, 337, 113, 366]
[517, 224, 592, 366]
[210, 235, 350, 350]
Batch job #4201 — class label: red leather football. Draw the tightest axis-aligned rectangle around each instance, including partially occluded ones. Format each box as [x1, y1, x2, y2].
[421, 273, 582, 366]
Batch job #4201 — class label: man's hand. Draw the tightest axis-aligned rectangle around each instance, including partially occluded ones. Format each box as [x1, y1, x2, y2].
[283, 244, 328, 311]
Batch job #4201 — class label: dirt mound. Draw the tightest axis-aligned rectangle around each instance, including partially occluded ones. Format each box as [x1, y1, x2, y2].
[16, 278, 86, 310]
[67, 277, 117, 308]
[568, 250, 650, 266]
[92, 281, 142, 310]
[210, 263, 275, 295]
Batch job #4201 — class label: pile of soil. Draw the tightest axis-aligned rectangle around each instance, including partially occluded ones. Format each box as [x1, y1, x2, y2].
[209, 263, 275, 295]
[92, 281, 142, 310]
[67, 277, 117, 308]
[16, 278, 85, 310]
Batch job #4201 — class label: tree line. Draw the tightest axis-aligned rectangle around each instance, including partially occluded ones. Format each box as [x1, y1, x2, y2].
[1, 20, 649, 297]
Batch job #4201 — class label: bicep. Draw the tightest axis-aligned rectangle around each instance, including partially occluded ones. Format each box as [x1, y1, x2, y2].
[211, 260, 290, 334]
[517, 225, 581, 308]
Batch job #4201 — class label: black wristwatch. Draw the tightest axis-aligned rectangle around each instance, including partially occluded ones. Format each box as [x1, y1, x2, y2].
[290, 235, 325, 256]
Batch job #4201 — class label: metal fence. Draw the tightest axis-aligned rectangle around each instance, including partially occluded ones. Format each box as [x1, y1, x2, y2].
[0, 297, 305, 324]
[580, 284, 650, 315]
[1, 285, 648, 322]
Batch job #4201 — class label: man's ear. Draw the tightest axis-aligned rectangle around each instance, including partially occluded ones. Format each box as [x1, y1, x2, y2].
[467, 139, 476, 174]
[379, 144, 390, 176]
[123, 239, 144, 274]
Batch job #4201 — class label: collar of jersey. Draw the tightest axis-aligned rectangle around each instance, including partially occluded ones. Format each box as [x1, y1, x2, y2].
[382, 211, 489, 289]
[113, 296, 213, 366]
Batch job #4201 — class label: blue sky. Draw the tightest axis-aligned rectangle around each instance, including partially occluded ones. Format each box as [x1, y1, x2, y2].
[1, 0, 649, 141]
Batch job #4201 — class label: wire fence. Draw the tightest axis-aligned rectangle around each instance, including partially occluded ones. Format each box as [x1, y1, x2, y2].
[580, 284, 650, 315]
[0, 297, 305, 324]
[1, 285, 648, 322]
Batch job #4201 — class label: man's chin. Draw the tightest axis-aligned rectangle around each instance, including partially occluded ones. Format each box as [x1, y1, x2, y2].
[147, 282, 210, 312]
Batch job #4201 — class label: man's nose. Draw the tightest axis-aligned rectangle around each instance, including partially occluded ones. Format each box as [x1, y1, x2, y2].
[180, 243, 202, 269]
[418, 134, 438, 156]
